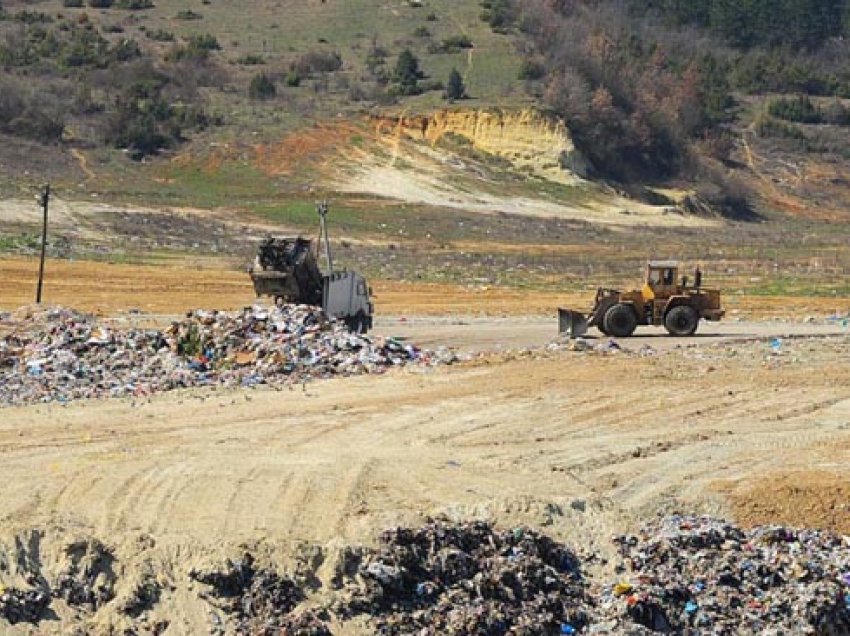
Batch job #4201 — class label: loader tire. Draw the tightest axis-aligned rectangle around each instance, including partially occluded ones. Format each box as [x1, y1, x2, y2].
[603, 304, 637, 338]
[665, 305, 699, 336]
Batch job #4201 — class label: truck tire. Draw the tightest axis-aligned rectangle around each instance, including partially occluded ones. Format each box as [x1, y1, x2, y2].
[664, 305, 699, 336]
[603, 304, 637, 337]
[346, 313, 368, 335]
[355, 312, 368, 335]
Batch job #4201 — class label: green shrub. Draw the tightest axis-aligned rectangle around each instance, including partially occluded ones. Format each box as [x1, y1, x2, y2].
[146, 28, 174, 41]
[13, 10, 53, 23]
[115, 0, 154, 8]
[293, 49, 342, 75]
[88, 0, 114, 7]
[175, 9, 202, 20]
[820, 99, 850, 125]
[480, 0, 514, 32]
[755, 112, 807, 139]
[248, 73, 276, 99]
[111, 38, 141, 62]
[187, 33, 220, 51]
[413, 26, 430, 37]
[237, 53, 265, 65]
[430, 34, 473, 53]
[0, 79, 65, 143]
[767, 95, 822, 124]
[63, 0, 84, 6]
[518, 59, 545, 80]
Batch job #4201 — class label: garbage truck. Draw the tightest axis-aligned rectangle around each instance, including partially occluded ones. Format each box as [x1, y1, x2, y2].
[558, 260, 724, 338]
[249, 202, 374, 333]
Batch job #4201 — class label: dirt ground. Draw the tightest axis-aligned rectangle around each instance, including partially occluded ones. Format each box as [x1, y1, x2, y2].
[2, 256, 848, 319]
[1, 256, 849, 634]
[1, 307, 849, 632]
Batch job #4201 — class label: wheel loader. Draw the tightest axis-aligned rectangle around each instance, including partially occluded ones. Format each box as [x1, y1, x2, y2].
[558, 261, 724, 338]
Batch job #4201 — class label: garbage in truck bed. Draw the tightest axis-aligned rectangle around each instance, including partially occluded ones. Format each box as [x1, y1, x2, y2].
[249, 201, 374, 333]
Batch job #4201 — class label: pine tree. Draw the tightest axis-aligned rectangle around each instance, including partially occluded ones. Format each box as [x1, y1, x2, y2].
[445, 68, 466, 101]
[393, 49, 423, 95]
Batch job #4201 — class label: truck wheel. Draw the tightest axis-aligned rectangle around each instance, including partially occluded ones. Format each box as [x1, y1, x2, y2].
[664, 305, 699, 336]
[603, 304, 637, 337]
[355, 312, 368, 335]
[346, 313, 367, 335]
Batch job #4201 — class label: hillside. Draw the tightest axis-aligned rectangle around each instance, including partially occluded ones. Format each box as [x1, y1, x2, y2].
[1, 0, 850, 297]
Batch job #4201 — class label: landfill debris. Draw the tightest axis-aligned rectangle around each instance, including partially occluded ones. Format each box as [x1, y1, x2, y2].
[52, 539, 116, 610]
[0, 587, 50, 625]
[2, 517, 849, 633]
[548, 337, 630, 356]
[0, 304, 456, 406]
[600, 515, 850, 634]
[190, 553, 333, 635]
[339, 518, 590, 635]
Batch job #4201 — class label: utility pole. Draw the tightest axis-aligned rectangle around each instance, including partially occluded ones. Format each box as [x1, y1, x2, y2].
[317, 200, 334, 273]
[35, 183, 50, 304]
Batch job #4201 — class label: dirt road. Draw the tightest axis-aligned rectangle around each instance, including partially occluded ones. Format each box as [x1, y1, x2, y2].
[1, 327, 848, 633]
[373, 315, 849, 353]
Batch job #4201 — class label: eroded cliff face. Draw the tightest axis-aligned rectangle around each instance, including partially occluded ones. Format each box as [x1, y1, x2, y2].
[372, 109, 587, 183]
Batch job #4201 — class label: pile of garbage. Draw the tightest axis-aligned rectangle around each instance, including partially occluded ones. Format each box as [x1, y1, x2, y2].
[0, 305, 453, 406]
[0, 588, 50, 625]
[190, 554, 332, 635]
[340, 519, 590, 635]
[255, 237, 316, 272]
[597, 515, 850, 634]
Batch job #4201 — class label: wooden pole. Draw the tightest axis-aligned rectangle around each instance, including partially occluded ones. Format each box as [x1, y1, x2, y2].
[35, 183, 49, 304]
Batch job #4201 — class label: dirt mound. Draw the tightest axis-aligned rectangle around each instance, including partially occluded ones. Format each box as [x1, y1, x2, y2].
[723, 471, 850, 535]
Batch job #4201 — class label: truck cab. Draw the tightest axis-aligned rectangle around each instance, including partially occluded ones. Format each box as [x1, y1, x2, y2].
[323, 271, 373, 334]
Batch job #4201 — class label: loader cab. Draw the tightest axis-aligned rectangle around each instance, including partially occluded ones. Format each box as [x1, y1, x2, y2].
[646, 261, 679, 292]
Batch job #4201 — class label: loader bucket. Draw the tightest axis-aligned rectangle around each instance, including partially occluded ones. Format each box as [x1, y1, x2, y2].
[558, 308, 588, 338]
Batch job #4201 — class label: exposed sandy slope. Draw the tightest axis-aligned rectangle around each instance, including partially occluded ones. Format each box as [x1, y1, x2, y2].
[328, 110, 716, 227]
[1, 320, 849, 633]
[336, 161, 713, 227]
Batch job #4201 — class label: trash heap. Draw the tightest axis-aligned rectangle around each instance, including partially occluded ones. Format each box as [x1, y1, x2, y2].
[0, 305, 450, 406]
[597, 515, 850, 634]
[340, 519, 590, 635]
[0, 588, 50, 625]
[190, 554, 332, 636]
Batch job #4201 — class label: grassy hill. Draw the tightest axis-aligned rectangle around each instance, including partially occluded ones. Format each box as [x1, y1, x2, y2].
[2, 0, 850, 300]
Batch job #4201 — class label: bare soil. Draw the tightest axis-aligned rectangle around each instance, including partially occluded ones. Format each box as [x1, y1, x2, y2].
[2, 256, 848, 319]
[0, 331, 848, 633]
[1, 256, 849, 634]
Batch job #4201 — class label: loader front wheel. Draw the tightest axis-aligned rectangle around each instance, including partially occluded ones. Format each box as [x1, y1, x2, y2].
[603, 304, 637, 338]
[665, 305, 699, 336]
